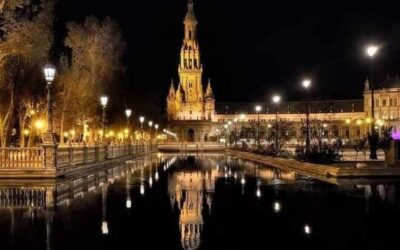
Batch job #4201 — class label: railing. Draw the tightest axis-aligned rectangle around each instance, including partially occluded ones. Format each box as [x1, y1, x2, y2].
[158, 142, 225, 151]
[0, 148, 44, 168]
[0, 144, 158, 174]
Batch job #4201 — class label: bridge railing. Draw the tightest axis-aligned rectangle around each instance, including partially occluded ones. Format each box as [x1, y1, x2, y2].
[0, 147, 44, 168]
[0, 143, 158, 171]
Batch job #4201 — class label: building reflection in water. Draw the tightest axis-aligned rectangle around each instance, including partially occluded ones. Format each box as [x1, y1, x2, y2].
[0, 155, 156, 249]
[168, 155, 221, 250]
[1, 154, 400, 250]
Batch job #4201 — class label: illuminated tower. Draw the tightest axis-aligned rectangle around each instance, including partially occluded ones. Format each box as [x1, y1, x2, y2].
[167, 0, 215, 121]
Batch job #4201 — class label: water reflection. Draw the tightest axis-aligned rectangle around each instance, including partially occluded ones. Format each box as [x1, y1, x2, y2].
[1, 154, 400, 250]
[168, 156, 220, 250]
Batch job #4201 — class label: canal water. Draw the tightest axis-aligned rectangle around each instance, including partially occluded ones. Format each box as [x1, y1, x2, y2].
[1, 153, 400, 250]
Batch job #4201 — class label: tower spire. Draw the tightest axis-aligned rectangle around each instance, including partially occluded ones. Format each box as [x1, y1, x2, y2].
[364, 76, 370, 91]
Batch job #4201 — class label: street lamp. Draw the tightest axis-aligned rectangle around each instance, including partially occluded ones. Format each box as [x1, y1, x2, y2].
[139, 116, 145, 142]
[255, 105, 262, 148]
[302, 79, 312, 152]
[224, 124, 229, 147]
[100, 95, 108, 141]
[233, 118, 238, 147]
[125, 108, 132, 127]
[148, 121, 153, 143]
[240, 113, 246, 141]
[43, 64, 56, 140]
[155, 124, 159, 143]
[272, 95, 281, 149]
[366, 44, 379, 159]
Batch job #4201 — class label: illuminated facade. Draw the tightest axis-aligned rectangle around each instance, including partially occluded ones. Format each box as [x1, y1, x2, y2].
[166, 1, 400, 143]
[166, 0, 215, 122]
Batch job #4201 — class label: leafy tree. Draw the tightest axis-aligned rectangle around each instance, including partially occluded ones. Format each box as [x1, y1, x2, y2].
[0, 0, 54, 146]
[62, 16, 126, 142]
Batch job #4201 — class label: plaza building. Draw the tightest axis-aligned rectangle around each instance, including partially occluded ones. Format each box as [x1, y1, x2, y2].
[166, 0, 400, 144]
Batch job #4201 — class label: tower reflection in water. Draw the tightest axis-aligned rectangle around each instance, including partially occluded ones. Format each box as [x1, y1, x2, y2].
[168, 155, 220, 250]
[0, 154, 399, 250]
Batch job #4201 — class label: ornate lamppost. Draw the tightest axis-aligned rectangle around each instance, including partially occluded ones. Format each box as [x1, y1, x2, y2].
[43, 64, 56, 144]
[148, 121, 153, 144]
[139, 116, 145, 143]
[233, 118, 238, 146]
[272, 95, 281, 149]
[224, 124, 229, 148]
[154, 124, 159, 144]
[100, 95, 108, 143]
[125, 108, 132, 128]
[302, 79, 311, 152]
[366, 45, 379, 159]
[255, 105, 262, 148]
[240, 113, 246, 141]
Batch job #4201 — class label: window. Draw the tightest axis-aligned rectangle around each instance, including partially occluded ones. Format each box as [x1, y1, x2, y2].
[395, 98, 398, 106]
[189, 30, 192, 39]
[375, 99, 379, 107]
[382, 99, 387, 107]
[390, 98, 393, 106]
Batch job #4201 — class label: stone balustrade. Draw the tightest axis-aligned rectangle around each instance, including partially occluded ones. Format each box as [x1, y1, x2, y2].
[0, 143, 157, 178]
[0, 147, 44, 168]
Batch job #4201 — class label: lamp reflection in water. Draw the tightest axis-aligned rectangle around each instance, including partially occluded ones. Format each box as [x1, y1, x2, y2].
[273, 201, 281, 213]
[241, 174, 246, 194]
[256, 168, 262, 198]
[304, 224, 312, 235]
[126, 173, 132, 209]
[101, 183, 109, 235]
[140, 165, 145, 196]
[256, 182, 262, 198]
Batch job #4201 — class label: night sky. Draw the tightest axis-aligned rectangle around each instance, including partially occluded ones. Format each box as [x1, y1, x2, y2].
[56, 0, 400, 121]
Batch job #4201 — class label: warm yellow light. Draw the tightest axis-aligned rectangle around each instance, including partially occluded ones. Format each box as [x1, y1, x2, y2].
[70, 130, 76, 136]
[98, 130, 104, 136]
[255, 105, 262, 112]
[63, 132, 69, 137]
[240, 113, 246, 120]
[23, 129, 30, 136]
[302, 79, 312, 89]
[323, 124, 328, 128]
[366, 118, 372, 124]
[124, 129, 129, 134]
[118, 133, 123, 139]
[356, 120, 362, 125]
[377, 119, 384, 126]
[366, 45, 379, 58]
[345, 119, 351, 124]
[30, 110, 35, 116]
[272, 95, 281, 104]
[34, 120, 45, 130]
[109, 131, 115, 137]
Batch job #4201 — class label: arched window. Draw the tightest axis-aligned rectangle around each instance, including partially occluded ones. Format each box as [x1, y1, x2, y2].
[189, 30, 192, 39]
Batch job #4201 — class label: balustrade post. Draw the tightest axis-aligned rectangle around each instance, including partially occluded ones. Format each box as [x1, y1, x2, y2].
[68, 146, 73, 166]
[104, 144, 109, 160]
[43, 143, 57, 171]
[83, 142, 88, 164]
[95, 143, 99, 161]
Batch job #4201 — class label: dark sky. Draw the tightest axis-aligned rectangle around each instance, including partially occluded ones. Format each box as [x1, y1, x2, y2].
[56, 0, 400, 121]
